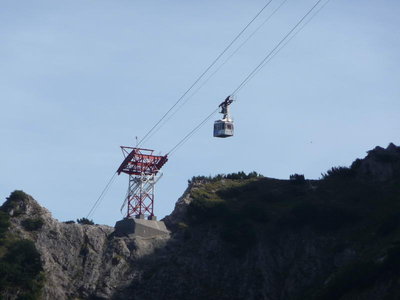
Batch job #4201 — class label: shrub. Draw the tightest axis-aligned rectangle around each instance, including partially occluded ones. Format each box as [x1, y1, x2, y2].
[350, 158, 363, 170]
[322, 167, 355, 180]
[1, 190, 28, 214]
[188, 171, 262, 184]
[290, 174, 305, 183]
[188, 175, 212, 184]
[226, 171, 261, 180]
[4, 240, 43, 279]
[21, 218, 44, 231]
[77, 218, 94, 225]
[7, 190, 28, 202]
[64, 220, 75, 224]
[0, 239, 44, 299]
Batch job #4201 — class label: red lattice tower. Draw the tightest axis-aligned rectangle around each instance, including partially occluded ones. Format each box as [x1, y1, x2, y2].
[117, 147, 168, 219]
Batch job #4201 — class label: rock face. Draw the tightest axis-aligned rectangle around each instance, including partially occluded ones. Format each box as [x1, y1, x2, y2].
[163, 180, 201, 231]
[2, 194, 169, 299]
[353, 143, 400, 181]
[2, 143, 400, 300]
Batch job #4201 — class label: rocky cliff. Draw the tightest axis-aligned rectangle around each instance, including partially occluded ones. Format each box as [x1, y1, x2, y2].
[2, 143, 400, 299]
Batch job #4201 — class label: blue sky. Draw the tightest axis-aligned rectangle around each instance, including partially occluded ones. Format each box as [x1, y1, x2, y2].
[1, 0, 399, 225]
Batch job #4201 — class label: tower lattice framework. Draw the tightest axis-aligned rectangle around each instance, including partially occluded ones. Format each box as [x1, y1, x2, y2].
[117, 147, 168, 218]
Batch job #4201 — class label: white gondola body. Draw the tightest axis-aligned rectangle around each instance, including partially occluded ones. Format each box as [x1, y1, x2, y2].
[213, 119, 234, 138]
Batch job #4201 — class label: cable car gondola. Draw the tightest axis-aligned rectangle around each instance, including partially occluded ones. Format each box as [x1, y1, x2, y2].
[214, 96, 234, 138]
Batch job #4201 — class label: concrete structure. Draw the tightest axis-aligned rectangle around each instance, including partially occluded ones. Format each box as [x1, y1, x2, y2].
[114, 217, 170, 238]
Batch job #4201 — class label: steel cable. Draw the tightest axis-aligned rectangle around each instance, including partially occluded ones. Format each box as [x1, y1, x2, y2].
[167, 108, 220, 155]
[231, 0, 325, 96]
[141, 0, 289, 146]
[86, 172, 117, 219]
[235, 0, 331, 94]
[137, 0, 275, 147]
[86, 2, 275, 219]
[167, 0, 331, 156]
[88, 0, 331, 217]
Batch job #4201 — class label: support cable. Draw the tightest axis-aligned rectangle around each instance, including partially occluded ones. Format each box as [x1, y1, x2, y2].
[87, 0, 331, 218]
[86, 172, 117, 219]
[238, 0, 332, 91]
[167, 108, 220, 156]
[140, 0, 289, 146]
[86, 0, 275, 219]
[167, 0, 330, 156]
[137, 0, 274, 147]
[232, 0, 325, 96]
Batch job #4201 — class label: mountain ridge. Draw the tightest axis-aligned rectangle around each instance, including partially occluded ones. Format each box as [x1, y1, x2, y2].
[2, 143, 400, 299]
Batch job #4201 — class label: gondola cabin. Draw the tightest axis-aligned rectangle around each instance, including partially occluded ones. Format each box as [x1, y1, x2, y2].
[214, 95, 234, 138]
[214, 119, 234, 138]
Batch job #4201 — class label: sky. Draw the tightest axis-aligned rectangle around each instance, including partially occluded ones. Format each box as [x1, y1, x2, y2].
[1, 0, 399, 226]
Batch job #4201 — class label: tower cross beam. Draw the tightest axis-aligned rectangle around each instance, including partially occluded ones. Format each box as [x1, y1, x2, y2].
[117, 147, 168, 219]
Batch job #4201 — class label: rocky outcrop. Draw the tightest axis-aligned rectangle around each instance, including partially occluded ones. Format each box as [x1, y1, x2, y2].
[1, 193, 169, 299]
[163, 180, 198, 231]
[353, 143, 400, 181]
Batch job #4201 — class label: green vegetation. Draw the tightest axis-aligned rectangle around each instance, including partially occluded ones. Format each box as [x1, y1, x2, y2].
[187, 175, 327, 255]
[6, 190, 28, 202]
[0, 211, 10, 241]
[186, 163, 400, 281]
[77, 217, 94, 225]
[313, 244, 400, 299]
[278, 202, 359, 232]
[289, 173, 305, 182]
[187, 176, 272, 256]
[0, 191, 45, 299]
[1, 190, 29, 215]
[64, 220, 76, 224]
[0, 240, 44, 299]
[321, 166, 355, 180]
[22, 218, 44, 231]
[188, 171, 262, 184]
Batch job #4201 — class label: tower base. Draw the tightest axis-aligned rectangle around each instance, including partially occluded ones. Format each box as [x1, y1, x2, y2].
[114, 217, 170, 238]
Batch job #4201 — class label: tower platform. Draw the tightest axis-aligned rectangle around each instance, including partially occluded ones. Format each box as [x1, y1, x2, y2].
[114, 217, 170, 238]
